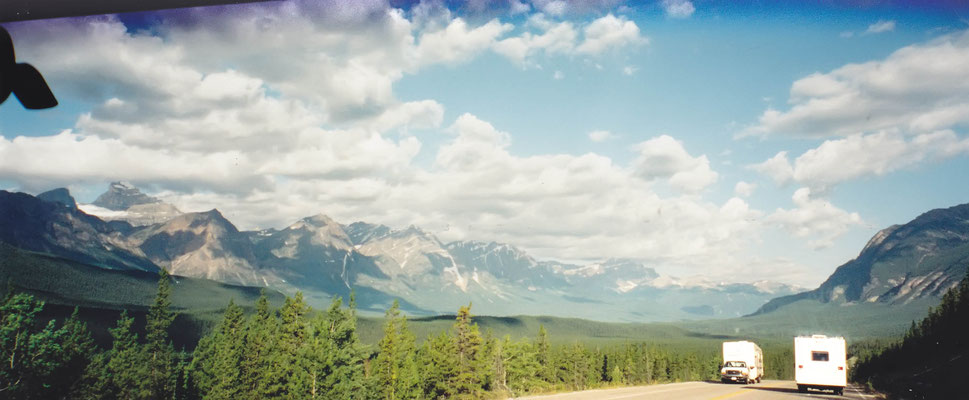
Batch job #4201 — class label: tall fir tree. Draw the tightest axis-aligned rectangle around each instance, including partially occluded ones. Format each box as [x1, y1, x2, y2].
[241, 290, 277, 399]
[372, 300, 420, 400]
[421, 331, 457, 399]
[268, 292, 309, 397]
[451, 304, 486, 399]
[191, 300, 247, 400]
[146, 269, 177, 398]
[90, 310, 151, 399]
[50, 307, 96, 399]
[536, 325, 553, 384]
[311, 295, 365, 399]
[0, 292, 46, 396]
[503, 339, 542, 394]
[0, 293, 95, 399]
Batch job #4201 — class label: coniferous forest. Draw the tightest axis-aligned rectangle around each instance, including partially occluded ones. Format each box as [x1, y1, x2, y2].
[1, 270, 768, 399]
[851, 269, 969, 399]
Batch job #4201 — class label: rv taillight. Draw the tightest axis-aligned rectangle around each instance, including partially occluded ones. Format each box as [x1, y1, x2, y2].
[838, 366, 844, 371]
[798, 365, 803, 369]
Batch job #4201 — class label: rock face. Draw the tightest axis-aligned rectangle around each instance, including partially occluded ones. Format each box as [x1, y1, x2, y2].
[82, 182, 182, 226]
[92, 182, 161, 210]
[0, 190, 157, 271]
[755, 203, 969, 315]
[2, 184, 810, 320]
[126, 209, 273, 286]
[37, 188, 77, 211]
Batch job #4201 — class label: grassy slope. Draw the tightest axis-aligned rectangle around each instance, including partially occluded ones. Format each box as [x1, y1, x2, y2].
[0, 243, 287, 349]
[358, 298, 933, 351]
[680, 299, 935, 340]
[1, 243, 937, 357]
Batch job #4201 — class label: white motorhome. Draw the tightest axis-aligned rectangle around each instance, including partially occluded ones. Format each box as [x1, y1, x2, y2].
[795, 335, 847, 395]
[720, 341, 763, 384]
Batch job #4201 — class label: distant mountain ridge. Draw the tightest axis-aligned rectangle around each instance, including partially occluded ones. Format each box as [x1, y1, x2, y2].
[92, 181, 161, 210]
[754, 203, 969, 315]
[0, 184, 805, 321]
[81, 181, 183, 226]
[0, 190, 157, 272]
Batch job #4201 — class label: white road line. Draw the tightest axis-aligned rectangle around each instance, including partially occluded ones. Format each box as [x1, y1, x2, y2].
[515, 382, 709, 400]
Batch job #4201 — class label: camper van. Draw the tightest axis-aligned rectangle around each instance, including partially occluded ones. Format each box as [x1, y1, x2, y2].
[720, 341, 763, 384]
[794, 335, 847, 395]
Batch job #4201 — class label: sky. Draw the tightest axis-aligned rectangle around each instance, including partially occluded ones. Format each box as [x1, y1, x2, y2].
[2, 0, 969, 287]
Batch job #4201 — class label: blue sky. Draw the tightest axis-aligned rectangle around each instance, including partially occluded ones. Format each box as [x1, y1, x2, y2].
[2, 0, 968, 286]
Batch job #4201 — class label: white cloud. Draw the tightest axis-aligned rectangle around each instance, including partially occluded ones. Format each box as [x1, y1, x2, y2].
[588, 130, 615, 142]
[493, 15, 577, 67]
[415, 18, 513, 66]
[866, 20, 896, 34]
[767, 188, 863, 249]
[632, 135, 718, 193]
[744, 29, 969, 138]
[0, 131, 271, 193]
[493, 12, 645, 68]
[576, 14, 647, 54]
[622, 65, 637, 75]
[553, 70, 565, 79]
[509, 0, 531, 14]
[780, 130, 969, 192]
[537, 0, 568, 16]
[662, 0, 695, 18]
[734, 181, 757, 197]
[0, 2, 820, 284]
[840, 31, 855, 38]
[749, 151, 794, 186]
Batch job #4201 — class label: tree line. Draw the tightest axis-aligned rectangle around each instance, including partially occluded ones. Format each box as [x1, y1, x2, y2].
[2, 270, 750, 399]
[852, 268, 969, 399]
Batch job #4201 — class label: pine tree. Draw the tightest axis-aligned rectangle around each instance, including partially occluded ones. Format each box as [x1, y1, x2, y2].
[241, 290, 277, 399]
[451, 304, 486, 398]
[99, 310, 151, 399]
[536, 325, 553, 384]
[372, 300, 421, 400]
[50, 307, 95, 399]
[420, 331, 456, 399]
[0, 292, 46, 395]
[0, 293, 95, 399]
[193, 300, 247, 400]
[146, 269, 177, 398]
[488, 334, 509, 394]
[268, 292, 309, 397]
[312, 295, 365, 399]
[503, 338, 542, 394]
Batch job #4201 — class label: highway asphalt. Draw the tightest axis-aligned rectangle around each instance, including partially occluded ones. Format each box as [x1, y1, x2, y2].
[513, 380, 883, 400]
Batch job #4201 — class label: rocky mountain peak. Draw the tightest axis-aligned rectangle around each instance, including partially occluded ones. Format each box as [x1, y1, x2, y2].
[37, 188, 77, 211]
[301, 214, 338, 227]
[753, 202, 969, 315]
[860, 224, 901, 256]
[346, 221, 392, 245]
[92, 181, 161, 211]
[278, 214, 353, 251]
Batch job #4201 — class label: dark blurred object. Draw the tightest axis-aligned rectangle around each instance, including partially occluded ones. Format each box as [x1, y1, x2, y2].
[0, 25, 57, 109]
[1, 0, 278, 23]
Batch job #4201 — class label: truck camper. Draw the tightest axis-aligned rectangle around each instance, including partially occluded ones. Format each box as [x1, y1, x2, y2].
[794, 335, 847, 395]
[720, 341, 763, 384]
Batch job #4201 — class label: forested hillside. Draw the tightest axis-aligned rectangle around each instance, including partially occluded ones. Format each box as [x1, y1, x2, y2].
[1, 271, 805, 399]
[852, 268, 969, 399]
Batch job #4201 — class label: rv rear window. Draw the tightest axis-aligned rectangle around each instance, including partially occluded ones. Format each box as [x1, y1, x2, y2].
[812, 351, 829, 361]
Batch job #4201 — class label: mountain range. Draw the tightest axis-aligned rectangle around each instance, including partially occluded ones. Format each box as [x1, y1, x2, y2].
[0, 183, 806, 321]
[754, 202, 969, 315]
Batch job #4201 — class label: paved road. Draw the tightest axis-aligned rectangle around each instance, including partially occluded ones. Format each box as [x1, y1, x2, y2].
[514, 380, 883, 400]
